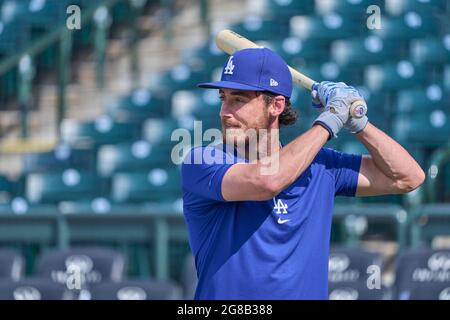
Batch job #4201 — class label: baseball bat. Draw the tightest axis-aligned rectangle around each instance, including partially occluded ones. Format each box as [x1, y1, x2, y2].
[215, 29, 367, 119]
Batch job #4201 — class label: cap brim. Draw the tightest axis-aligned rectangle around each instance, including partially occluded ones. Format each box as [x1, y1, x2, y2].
[197, 80, 264, 92]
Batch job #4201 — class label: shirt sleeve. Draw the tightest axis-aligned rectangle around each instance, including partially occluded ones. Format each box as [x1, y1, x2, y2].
[322, 148, 362, 197]
[181, 145, 235, 202]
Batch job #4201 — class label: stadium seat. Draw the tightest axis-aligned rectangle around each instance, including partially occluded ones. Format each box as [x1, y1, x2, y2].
[111, 166, 181, 203]
[392, 109, 450, 147]
[328, 247, 383, 284]
[61, 116, 140, 148]
[23, 144, 96, 174]
[316, 0, 384, 20]
[331, 36, 403, 67]
[385, 0, 448, 16]
[148, 64, 209, 93]
[364, 61, 428, 92]
[89, 279, 182, 300]
[36, 247, 126, 290]
[261, 37, 329, 66]
[410, 36, 450, 66]
[328, 281, 388, 300]
[142, 117, 195, 147]
[97, 140, 173, 177]
[25, 169, 107, 204]
[229, 15, 289, 42]
[0, 248, 24, 280]
[396, 84, 449, 113]
[182, 40, 228, 71]
[0, 278, 72, 300]
[247, 0, 314, 18]
[294, 61, 361, 86]
[373, 12, 440, 41]
[181, 253, 197, 299]
[107, 88, 171, 122]
[0, 175, 14, 203]
[290, 14, 362, 43]
[394, 248, 450, 300]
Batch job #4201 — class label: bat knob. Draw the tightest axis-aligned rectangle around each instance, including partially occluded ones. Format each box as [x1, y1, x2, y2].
[350, 100, 367, 119]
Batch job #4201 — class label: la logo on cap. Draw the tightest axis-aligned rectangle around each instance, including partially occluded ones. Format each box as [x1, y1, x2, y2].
[224, 56, 235, 75]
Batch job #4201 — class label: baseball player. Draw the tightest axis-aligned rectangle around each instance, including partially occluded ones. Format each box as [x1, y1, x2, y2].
[181, 48, 425, 299]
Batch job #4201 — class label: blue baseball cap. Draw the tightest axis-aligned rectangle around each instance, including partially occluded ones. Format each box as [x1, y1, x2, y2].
[198, 47, 293, 98]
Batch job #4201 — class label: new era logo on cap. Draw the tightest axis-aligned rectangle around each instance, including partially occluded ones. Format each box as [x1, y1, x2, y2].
[197, 47, 293, 98]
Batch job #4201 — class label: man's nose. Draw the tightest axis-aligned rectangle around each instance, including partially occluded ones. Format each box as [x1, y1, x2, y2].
[219, 102, 232, 118]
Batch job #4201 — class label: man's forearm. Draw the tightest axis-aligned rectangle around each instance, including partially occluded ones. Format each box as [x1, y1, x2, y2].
[264, 124, 329, 193]
[356, 122, 425, 185]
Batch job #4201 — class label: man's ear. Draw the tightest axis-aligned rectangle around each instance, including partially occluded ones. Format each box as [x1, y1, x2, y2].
[269, 96, 286, 117]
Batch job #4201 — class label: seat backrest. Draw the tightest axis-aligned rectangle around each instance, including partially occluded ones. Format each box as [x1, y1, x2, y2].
[394, 248, 450, 300]
[328, 281, 387, 300]
[0, 278, 72, 300]
[35, 247, 126, 289]
[0, 249, 24, 280]
[329, 247, 383, 284]
[89, 280, 182, 300]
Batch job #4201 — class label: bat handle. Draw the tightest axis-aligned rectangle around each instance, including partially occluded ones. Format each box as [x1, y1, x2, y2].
[312, 83, 367, 119]
[350, 100, 367, 119]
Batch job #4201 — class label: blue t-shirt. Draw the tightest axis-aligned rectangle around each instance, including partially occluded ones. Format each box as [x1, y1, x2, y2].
[181, 144, 362, 300]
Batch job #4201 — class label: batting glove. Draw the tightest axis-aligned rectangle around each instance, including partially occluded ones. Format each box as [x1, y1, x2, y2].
[311, 81, 368, 138]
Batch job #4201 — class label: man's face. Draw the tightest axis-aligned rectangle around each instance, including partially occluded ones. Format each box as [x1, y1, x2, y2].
[219, 89, 271, 146]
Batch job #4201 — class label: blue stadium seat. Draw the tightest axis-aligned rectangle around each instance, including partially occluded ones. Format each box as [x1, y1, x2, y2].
[0, 278, 72, 300]
[89, 279, 182, 300]
[111, 166, 181, 203]
[148, 64, 209, 93]
[36, 247, 126, 290]
[394, 248, 450, 300]
[0, 248, 24, 280]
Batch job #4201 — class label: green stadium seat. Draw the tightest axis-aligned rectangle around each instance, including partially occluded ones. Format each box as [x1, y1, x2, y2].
[331, 36, 403, 67]
[396, 84, 449, 113]
[261, 37, 329, 66]
[25, 169, 107, 204]
[393, 109, 450, 147]
[230, 16, 289, 42]
[364, 61, 428, 92]
[247, 0, 314, 18]
[142, 117, 193, 146]
[0, 175, 14, 203]
[61, 116, 140, 148]
[290, 14, 362, 43]
[410, 36, 450, 65]
[111, 166, 181, 203]
[294, 61, 362, 86]
[148, 64, 209, 93]
[97, 140, 173, 177]
[182, 40, 228, 70]
[385, 0, 448, 16]
[23, 144, 96, 174]
[316, 0, 384, 20]
[372, 12, 440, 41]
[107, 88, 171, 122]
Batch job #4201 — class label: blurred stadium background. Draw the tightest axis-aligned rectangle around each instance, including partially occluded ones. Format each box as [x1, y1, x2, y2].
[0, 0, 449, 300]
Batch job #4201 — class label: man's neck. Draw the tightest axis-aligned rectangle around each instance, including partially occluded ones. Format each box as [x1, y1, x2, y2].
[245, 128, 281, 161]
